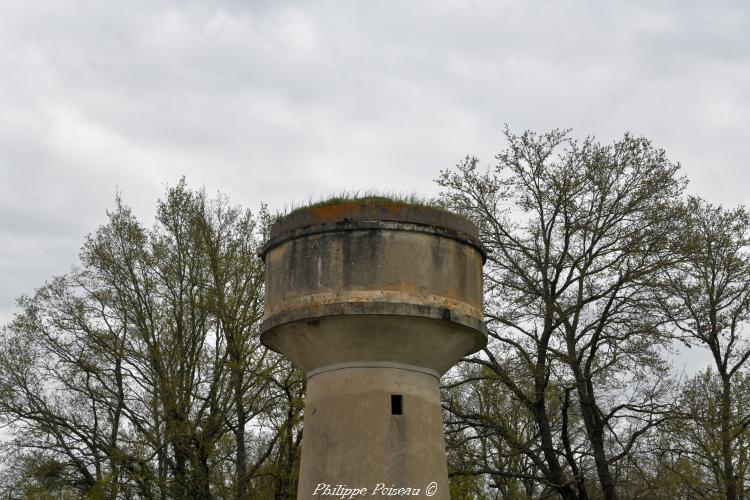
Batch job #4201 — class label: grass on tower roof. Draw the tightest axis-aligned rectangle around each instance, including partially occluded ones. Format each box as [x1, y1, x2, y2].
[282, 191, 446, 217]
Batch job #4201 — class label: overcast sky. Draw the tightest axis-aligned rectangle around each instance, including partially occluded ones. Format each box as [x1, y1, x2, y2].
[1, 1, 748, 371]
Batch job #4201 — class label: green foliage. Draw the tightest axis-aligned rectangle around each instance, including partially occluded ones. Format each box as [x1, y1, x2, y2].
[656, 197, 750, 499]
[0, 179, 301, 499]
[449, 472, 489, 500]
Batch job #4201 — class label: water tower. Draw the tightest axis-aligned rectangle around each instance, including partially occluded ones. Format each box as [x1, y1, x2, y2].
[259, 201, 487, 499]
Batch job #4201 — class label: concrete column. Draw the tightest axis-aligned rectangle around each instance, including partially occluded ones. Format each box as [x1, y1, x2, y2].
[259, 202, 486, 499]
[300, 367, 447, 498]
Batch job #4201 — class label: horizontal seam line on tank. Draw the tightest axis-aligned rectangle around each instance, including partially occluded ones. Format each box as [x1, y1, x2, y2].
[259, 303, 489, 336]
[306, 362, 440, 380]
[268, 293, 483, 320]
[258, 220, 488, 261]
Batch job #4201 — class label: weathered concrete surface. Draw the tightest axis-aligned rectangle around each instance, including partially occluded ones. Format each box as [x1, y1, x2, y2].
[263, 223, 484, 319]
[262, 314, 484, 376]
[299, 368, 449, 499]
[268, 202, 480, 242]
[259, 202, 486, 499]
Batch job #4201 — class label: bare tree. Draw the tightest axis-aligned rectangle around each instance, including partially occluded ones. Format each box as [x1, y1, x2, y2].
[438, 127, 685, 499]
[444, 362, 560, 499]
[657, 197, 750, 500]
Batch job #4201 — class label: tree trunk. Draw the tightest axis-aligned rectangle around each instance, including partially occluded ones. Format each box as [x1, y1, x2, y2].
[232, 353, 248, 500]
[534, 400, 581, 500]
[532, 365, 580, 500]
[574, 376, 616, 500]
[722, 376, 738, 500]
[562, 388, 590, 500]
[192, 442, 213, 500]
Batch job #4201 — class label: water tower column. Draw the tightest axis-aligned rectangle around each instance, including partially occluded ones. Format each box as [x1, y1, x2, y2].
[259, 202, 487, 499]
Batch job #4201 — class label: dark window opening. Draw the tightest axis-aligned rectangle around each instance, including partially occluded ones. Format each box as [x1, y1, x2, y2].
[391, 394, 403, 415]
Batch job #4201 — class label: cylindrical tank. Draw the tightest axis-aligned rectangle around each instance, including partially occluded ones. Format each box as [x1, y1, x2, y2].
[260, 202, 486, 499]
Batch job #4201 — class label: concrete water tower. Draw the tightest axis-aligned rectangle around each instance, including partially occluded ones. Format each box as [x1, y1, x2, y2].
[259, 201, 487, 499]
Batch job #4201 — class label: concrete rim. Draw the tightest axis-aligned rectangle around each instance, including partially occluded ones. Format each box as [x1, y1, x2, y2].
[272, 202, 478, 239]
[259, 219, 487, 262]
[305, 362, 441, 380]
[260, 302, 488, 355]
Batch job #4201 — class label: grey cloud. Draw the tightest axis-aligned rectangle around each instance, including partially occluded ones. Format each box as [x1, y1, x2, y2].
[1, 1, 749, 371]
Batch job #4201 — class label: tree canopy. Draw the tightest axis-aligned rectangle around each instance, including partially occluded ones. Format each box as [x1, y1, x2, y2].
[0, 180, 303, 499]
[2, 130, 750, 500]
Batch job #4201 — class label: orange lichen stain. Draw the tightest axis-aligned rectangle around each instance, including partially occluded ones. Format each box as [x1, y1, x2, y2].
[266, 244, 287, 265]
[306, 202, 423, 224]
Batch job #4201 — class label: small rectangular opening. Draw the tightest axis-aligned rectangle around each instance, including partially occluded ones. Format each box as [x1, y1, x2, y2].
[391, 394, 403, 415]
